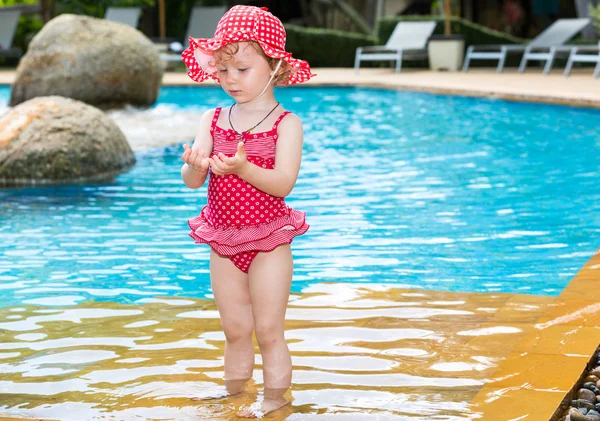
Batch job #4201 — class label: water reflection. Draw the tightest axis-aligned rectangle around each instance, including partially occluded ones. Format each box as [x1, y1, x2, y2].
[0, 284, 555, 420]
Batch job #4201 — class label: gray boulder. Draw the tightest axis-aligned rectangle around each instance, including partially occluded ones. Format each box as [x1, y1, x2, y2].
[9, 14, 163, 109]
[0, 96, 135, 187]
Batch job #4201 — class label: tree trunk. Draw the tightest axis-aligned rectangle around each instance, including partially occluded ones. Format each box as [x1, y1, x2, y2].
[40, 0, 55, 23]
[444, 0, 451, 36]
[158, 0, 166, 39]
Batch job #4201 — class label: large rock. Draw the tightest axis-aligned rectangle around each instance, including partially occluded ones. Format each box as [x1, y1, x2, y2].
[0, 96, 135, 187]
[9, 14, 163, 109]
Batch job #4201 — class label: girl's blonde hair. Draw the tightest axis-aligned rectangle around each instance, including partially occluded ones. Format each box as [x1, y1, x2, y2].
[212, 41, 292, 86]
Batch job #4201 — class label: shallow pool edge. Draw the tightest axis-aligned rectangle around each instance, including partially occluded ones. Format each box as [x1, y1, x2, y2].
[470, 249, 600, 420]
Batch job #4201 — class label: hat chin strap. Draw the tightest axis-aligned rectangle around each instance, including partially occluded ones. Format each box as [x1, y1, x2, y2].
[245, 59, 283, 104]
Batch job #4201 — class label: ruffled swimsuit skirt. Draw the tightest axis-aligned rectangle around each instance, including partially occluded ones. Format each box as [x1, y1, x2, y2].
[188, 107, 309, 273]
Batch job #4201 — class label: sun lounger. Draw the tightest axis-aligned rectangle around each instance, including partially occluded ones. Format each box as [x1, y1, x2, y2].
[161, 6, 227, 62]
[564, 45, 600, 79]
[463, 18, 591, 74]
[354, 21, 437, 73]
[0, 9, 23, 59]
[104, 7, 141, 28]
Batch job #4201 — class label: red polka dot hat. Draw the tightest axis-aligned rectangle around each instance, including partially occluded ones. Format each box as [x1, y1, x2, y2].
[181, 5, 315, 85]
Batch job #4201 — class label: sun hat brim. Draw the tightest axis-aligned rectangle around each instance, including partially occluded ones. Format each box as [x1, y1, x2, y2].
[181, 36, 316, 86]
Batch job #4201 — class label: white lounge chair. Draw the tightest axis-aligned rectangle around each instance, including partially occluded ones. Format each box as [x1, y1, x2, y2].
[564, 45, 600, 79]
[463, 18, 591, 74]
[104, 7, 141, 28]
[354, 21, 437, 73]
[0, 9, 23, 58]
[161, 6, 227, 62]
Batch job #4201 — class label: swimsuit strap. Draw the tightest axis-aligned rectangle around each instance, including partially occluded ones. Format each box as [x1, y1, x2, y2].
[210, 107, 222, 134]
[271, 110, 291, 132]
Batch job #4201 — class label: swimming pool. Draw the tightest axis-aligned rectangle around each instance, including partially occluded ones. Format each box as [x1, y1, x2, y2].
[1, 85, 599, 308]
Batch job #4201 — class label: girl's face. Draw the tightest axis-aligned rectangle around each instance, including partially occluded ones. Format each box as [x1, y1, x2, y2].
[215, 42, 273, 103]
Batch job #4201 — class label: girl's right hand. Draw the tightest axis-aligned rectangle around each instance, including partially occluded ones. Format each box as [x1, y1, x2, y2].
[182, 144, 210, 173]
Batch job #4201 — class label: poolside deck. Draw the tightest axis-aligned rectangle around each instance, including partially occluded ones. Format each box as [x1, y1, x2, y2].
[164, 67, 600, 109]
[1, 67, 599, 108]
[1, 67, 600, 420]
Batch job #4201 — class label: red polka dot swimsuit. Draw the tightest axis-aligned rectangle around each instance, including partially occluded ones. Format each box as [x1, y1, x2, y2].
[188, 107, 309, 273]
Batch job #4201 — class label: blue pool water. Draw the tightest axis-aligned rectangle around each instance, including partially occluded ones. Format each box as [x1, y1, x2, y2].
[1, 85, 599, 307]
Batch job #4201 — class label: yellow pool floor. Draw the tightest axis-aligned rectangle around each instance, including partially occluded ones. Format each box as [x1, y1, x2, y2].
[0, 251, 599, 420]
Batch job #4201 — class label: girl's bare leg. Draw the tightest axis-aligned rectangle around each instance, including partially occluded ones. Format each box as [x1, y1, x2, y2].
[195, 250, 255, 399]
[237, 244, 293, 418]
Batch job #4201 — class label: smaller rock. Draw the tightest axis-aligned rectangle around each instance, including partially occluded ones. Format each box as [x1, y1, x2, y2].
[589, 410, 600, 416]
[579, 388, 597, 404]
[574, 399, 596, 410]
[571, 407, 590, 421]
[591, 368, 600, 378]
[586, 376, 600, 384]
[584, 383, 600, 394]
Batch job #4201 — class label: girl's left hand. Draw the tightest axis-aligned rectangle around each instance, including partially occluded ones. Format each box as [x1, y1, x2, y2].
[208, 142, 248, 176]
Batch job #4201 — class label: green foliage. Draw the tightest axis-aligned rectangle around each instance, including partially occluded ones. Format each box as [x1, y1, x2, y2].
[284, 24, 377, 67]
[163, 0, 198, 40]
[12, 13, 44, 51]
[0, 0, 38, 6]
[57, 0, 155, 18]
[591, 4, 600, 36]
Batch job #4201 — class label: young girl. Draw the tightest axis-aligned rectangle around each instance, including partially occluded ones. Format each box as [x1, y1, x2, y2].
[179, 5, 315, 418]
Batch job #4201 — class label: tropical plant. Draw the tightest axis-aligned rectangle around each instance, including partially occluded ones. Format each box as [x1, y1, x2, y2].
[590, 3, 600, 36]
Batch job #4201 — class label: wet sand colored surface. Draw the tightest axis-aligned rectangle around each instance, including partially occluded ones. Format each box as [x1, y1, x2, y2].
[471, 250, 600, 421]
[0, 282, 560, 420]
[1, 250, 599, 420]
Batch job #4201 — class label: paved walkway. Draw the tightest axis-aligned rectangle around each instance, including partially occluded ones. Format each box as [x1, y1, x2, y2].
[2, 67, 600, 108]
[164, 67, 600, 108]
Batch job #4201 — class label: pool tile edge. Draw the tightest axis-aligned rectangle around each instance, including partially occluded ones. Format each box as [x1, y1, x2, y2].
[470, 251, 600, 421]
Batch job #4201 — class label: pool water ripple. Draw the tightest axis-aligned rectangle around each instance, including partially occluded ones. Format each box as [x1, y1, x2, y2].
[2, 86, 600, 304]
[0, 284, 554, 420]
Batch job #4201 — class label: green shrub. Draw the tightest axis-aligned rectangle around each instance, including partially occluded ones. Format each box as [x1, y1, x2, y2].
[12, 14, 44, 51]
[591, 4, 600, 36]
[284, 24, 377, 68]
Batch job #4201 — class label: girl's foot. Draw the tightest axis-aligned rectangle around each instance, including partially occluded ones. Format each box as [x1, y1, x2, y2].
[236, 396, 290, 418]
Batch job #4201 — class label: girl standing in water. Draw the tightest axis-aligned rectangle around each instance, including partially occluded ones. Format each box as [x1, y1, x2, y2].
[180, 5, 315, 418]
